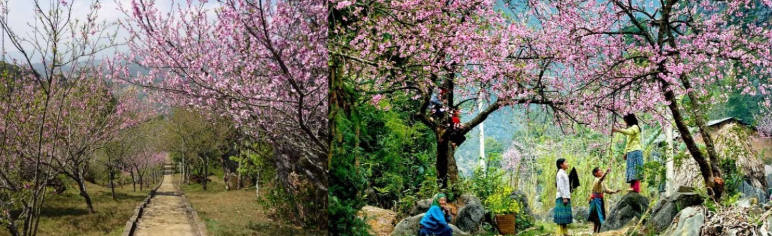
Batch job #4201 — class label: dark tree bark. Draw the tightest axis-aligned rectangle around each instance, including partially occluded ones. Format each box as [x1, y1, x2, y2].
[129, 169, 136, 192]
[76, 181, 95, 214]
[201, 154, 208, 191]
[74, 172, 95, 214]
[661, 82, 724, 199]
[109, 169, 117, 201]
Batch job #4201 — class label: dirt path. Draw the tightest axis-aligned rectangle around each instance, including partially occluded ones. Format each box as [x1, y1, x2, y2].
[133, 165, 197, 236]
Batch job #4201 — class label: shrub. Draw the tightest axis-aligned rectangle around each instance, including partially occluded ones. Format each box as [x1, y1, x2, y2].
[485, 186, 520, 215]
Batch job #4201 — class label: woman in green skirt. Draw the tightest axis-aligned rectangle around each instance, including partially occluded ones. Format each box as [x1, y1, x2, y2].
[554, 158, 572, 236]
[612, 114, 644, 193]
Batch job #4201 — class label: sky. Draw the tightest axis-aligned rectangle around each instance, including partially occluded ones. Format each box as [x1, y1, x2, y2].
[2, 0, 130, 61]
[0, 0, 219, 63]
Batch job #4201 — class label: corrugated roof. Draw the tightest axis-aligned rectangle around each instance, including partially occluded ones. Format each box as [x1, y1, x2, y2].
[706, 117, 750, 127]
[654, 117, 755, 145]
[707, 117, 736, 127]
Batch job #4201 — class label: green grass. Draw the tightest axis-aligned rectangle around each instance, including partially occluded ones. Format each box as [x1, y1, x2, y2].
[0, 181, 154, 236]
[173, 173, 326, 236]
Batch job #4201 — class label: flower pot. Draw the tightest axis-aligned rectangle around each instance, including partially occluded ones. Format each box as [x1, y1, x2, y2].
[495, 213, 516, 235]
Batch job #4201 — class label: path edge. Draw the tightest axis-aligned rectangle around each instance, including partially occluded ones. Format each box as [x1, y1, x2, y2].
[121, 178, 164, 236]
[179, 190, 208, 236]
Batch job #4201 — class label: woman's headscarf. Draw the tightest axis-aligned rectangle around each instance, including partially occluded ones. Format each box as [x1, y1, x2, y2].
[431, 193, 447, 206]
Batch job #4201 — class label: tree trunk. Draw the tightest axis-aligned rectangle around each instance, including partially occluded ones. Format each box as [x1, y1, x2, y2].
[75, 177, 95, 214]
[662, 85, 724, 199]
[135, 166, 144, 191]
[109, 169, 117, 201]
[435, 130, 460, 188]
[179, 162, 183, 186]
[256, 171, 260, 198]
[182, 156, 187, 185]
[273, 144, 297, 193]
[129, 170, 136, 192]
[665, 123, 675, 197]
[685, 88, 724, 197]
[237, 158, 243, 190]
[224, 169, 230, 191]
[4, 214, 20, 236]
[202, 156, 208, 191]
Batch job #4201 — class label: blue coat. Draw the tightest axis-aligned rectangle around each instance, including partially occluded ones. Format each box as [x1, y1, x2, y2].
[419, 206, 453, 236]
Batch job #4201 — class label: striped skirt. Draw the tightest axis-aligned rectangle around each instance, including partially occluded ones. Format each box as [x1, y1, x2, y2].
[588, 195, 606, 224]
[553, 197, 573, 225]
[626, 150, 644, 183]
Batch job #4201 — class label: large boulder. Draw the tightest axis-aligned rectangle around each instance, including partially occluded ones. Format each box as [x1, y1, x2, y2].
[509, 190, 535, 228]
[410, 199, 459, 217]
[765, 165, 772, 189]
[573, 206, 589, 223]
[536, 204, 587, 224]
[600, 192, 650, 232]
[661, 206, 706, 236]
[740, 180, 768, 204]
[455, 194, 484, 233]
[391, 213, 469, 236]
[410, 199, 433, 216]
[734, 197, 759, 209]
[544, 208, 554, 222]
[760, 213, 772, 236]
[358, 206, 398, 236]
[509, 190, 534, 218]
[648, 187, 704, 232]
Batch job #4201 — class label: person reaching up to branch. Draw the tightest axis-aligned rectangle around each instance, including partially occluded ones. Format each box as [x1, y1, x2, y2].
[588, 167, 621, 233]
[612, 114, 644, 193]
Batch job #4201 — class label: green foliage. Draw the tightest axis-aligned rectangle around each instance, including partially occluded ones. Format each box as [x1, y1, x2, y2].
[716, 125, 756, 196]
[230, 141, 274, 184]
[642, 161, 665, 191]
[462, 155, 507, 203]
[707, 85, 765, 124]
[719, 156, 744, 196]
[328, 85, 370, 235]
[358, 94, 437, 209]
[722, 192, 743, 206]
[260, 181, 327, 230]
[325, 91, 442, 222]
[515, 211, 534, 232]
[704, 197, 718, 213]
[484, 186, 520, 215]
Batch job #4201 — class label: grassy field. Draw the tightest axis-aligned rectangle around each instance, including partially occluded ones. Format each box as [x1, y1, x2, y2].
[0, 180, 155, 236]
[173, 173, 326, 236]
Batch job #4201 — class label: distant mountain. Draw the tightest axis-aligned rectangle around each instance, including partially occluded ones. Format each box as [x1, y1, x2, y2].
[456, 106, 525, 176]
[28, 59, 149, 78]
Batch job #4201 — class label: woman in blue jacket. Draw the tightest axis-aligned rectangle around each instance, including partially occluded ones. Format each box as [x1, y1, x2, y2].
[419, 193, 453, 236]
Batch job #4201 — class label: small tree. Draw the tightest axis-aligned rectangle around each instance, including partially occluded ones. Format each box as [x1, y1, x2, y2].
[161, 108, 232, 191]
[231, 141, 273, 198]
[0, 0, 118, 233]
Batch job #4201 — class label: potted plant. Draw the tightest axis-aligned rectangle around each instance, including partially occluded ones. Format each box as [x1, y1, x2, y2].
[484, 186, 520, 235]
